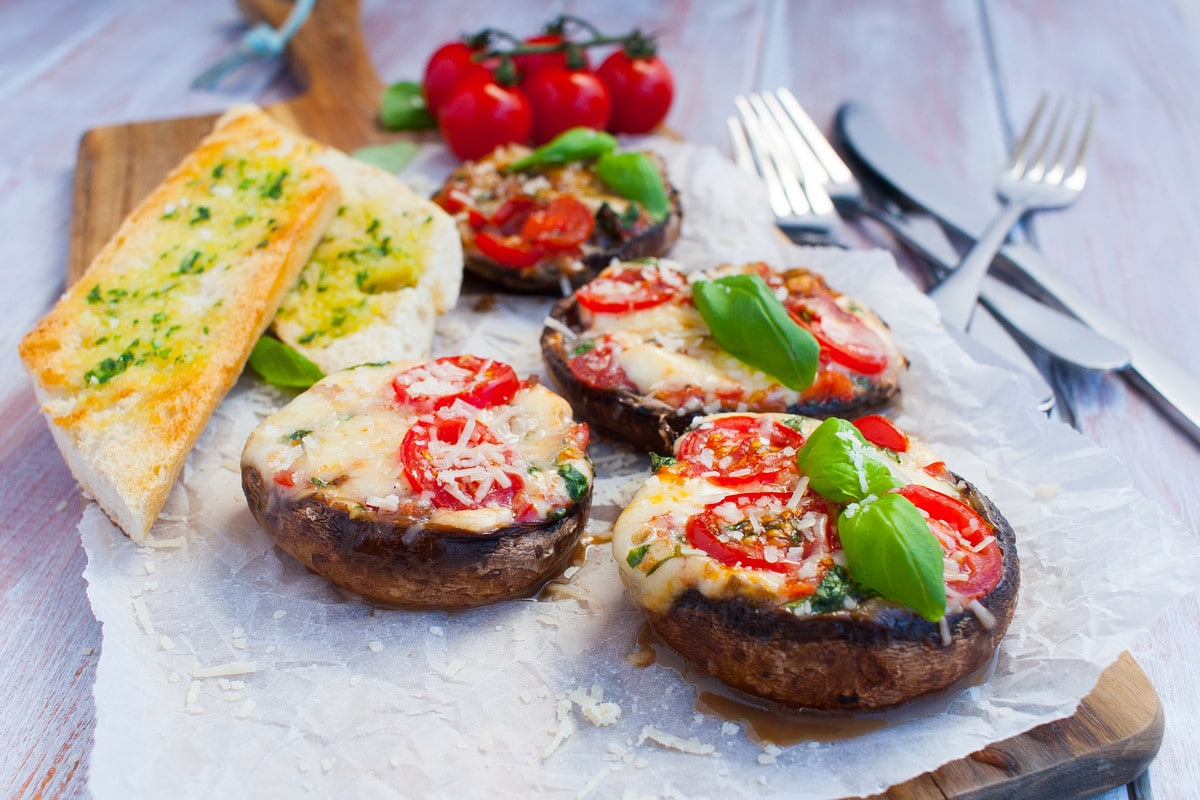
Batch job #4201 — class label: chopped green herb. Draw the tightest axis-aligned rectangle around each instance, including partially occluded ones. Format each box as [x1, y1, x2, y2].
[87, 285, 102, 304]
[626, 544, 651, 569]
[178, 250, 204, 275]
[310, 476, 332, 488]
[558, 464, 589, 502]
[261, 170, 289, 200]
[649, 453, 677, 472]
[286, 429, 312, 444]
[189, 206, 211, 225]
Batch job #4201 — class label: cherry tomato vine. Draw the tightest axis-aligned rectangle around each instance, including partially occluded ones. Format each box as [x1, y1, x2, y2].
[381, 15, 675, 159]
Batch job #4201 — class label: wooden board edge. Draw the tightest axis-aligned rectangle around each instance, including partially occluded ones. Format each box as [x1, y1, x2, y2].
[863, 652, 1163, 800]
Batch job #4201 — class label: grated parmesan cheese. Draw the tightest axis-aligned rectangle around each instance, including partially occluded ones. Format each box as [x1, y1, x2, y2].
[637, 726, 715, 755]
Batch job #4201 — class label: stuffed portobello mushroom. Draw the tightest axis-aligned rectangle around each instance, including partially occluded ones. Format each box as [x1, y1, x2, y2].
[541, 260, 905, 454]
[611, 412, 1018, 711]
[433, 129, 682, 294]
[241, 356, 593, 608]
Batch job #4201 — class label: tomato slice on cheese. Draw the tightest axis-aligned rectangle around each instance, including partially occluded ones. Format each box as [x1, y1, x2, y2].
[568, 337, 637, 390]
[575, 263, 684, 313]
[788, 295, 890, 375]
[392, 355, 520, 412]
[676, 415, 807, 488]
[401, 410, 526, 511]
[685, 491, 835, 582]
[520, 195, 595, 249]
[852, 414, 909, 452]
[895, 484, 1002, 600]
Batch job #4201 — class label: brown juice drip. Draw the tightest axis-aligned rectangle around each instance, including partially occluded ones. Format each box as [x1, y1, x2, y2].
[625, 622, 657, 668]
[631, 619, 1002, 747]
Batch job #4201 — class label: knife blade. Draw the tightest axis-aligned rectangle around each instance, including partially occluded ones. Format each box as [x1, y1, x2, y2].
[837, 101, 1200, 445]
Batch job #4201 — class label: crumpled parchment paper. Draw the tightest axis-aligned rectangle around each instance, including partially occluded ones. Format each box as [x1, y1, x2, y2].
[82, 138, 1200, 799]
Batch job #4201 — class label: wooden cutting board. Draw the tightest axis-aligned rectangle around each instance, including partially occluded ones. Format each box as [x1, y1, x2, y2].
[64, 1, 1164, 797]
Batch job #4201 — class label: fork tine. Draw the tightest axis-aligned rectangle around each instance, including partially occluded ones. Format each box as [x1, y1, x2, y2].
[1024, 98, 1066, 181]
[734, 96, 809, 217]
[1064, 99, 1097, 190]
[775, 88, 855, 185]
[1044, 100, 1082, 184]
[1009, 94, 1048, 176]
[726, 116, 756, 175]
[744, 93, 814, 216]
[759, 92, 837, 216]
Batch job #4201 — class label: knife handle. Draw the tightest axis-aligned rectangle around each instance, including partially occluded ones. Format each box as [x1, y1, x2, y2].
[997, 242, 1200, 445]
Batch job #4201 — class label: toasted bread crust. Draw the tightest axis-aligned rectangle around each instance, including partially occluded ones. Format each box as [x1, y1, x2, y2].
[636, 477, 1019, 711]
[271, 148, 463, 374]
[18, 104, 341, 541]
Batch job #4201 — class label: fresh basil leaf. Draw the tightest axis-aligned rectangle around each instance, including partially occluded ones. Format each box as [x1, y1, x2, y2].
[692, 274, 820, 391]
[351, 141, 419, 174]
[380, 80, 436, 130]
[806, 564, 856, 614]
[557, 463, 590, 502]
[508, 127, 618, 171]
[796, 417, 903, 503]
[649, 452, 677, 472]
[838, 493, 946, 621]
[248, 336, 324, 389]
[594, 151, 670, 221]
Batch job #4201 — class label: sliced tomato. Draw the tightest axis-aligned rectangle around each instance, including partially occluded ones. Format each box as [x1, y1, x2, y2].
[474, 230, 545, 269]
[567, 337, 636, 391]
[788, 295, 889, 375]
[401, 412, 525, 511]
[575, 264, 683, 313]
[895, 484, 1003, 600]
[799, 368, 855, 403]
[922, 460, 951, 481]
[686, 491, 835, 578]
[520, 195, 594, 248]
[488, 196, 538, 231]
[273, 471, 295, 488]
[676, 415, 806, 489]
[852, 414, 909, 452]
[392, 355, 520, 412]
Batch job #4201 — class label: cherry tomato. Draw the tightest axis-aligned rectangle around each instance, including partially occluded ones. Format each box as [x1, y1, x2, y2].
[438, 71, 533, 160]
[391, 355, 520, 412]
[686, 491, 835, 580]
[568, 336, 636, 390]
[575, 264, 684, 313]
[514, 33, 589, 80]
[522, 65, 612, 144]
[788, 296, 890, 375]
[520, 195, 595, 248]
[596, 51, 674, 133]
[895, 484, 1003, 600]
[676, 415, 806, 489]
[474, 231, 544, 268]
[423, 41, 488, 116]
[852, 414, 909, 452]
[401, 412, 524, 511]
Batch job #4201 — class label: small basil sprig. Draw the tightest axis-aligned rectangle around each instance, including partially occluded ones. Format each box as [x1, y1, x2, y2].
[380, 81, 436, 130]
[248, 336, 324, 389]
[692, 274, 819, 391]
[796, 418, 902, 503]
[508, 128, 618, 171]
[838, 493, 946, 621]
[594, 151, 670, 221]
[351, 141, 419, 174]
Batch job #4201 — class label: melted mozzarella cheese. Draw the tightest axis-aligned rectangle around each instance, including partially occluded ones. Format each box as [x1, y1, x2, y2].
[612, 413, 972, 614]
[242, 362, 591, 533]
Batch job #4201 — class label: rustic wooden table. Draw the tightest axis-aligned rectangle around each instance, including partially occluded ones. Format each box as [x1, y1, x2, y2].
[3, 1, 1198, 797]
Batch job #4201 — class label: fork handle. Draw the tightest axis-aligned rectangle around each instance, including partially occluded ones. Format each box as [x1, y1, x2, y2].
[930, 201, 1028, 329]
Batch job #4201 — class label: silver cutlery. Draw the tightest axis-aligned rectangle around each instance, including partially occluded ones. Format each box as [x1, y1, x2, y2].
[932, 96, 1096, 330]
[735, 89, 1128, 373]
[837, 100, 1200, 445]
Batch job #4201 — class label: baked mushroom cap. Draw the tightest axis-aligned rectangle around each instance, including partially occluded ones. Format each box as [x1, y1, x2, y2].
[464, 182, 683, 294]
[241, 361, 594, 609]
[242, 465, 591, 608]
[639, 478, 1017, 711]
[541, 263, 904, 454]
[435, 144, 683, 295]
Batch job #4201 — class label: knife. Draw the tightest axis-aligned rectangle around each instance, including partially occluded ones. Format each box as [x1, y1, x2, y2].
[837, 101, 1200, 445]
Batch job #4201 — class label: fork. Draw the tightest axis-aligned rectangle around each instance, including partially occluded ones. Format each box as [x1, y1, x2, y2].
[729, 88, 1127, 373]
[931, 96, 1096, 330]
[729, 89, 1060, 411]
